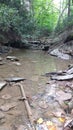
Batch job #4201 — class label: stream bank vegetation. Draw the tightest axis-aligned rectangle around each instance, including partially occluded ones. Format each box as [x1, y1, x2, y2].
[0, 0, 73, 51]
[1, 1, 73, 130]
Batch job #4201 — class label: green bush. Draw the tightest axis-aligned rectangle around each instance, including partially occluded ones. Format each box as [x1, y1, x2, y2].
[0, 4, 22, 34]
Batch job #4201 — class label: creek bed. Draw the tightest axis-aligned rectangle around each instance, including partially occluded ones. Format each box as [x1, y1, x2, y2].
[0, 49, 73, 130]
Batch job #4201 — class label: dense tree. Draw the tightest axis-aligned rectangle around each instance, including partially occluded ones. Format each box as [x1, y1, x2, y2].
[0, 0, 73, 44]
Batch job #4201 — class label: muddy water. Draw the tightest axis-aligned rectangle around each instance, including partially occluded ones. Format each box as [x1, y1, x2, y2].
[0, 49, 73, 95]
[0, 49, 73, 129]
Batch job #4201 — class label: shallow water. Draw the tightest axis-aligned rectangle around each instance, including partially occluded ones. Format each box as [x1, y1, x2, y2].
[11, 49, 73, 74]
[0, 49, 73, 129]
[0, 49, 73, 94]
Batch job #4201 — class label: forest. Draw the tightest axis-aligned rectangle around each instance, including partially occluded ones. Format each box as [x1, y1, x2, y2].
[1, 1, 73, 130]
[0, 0, 73, 46]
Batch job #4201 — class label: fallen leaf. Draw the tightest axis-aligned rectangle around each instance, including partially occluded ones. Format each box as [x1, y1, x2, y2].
[37, 118, 43, 124]
[58, 117, 65, 123]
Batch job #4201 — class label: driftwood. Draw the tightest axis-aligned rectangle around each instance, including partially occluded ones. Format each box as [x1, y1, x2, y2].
[18, 83, 35, 130]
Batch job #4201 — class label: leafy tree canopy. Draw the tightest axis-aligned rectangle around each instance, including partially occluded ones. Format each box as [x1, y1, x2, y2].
[0, 0, 73, 42]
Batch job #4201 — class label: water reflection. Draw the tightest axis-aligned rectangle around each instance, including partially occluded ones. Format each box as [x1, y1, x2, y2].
[0, 49, 73, 78]
[11, 49, 73, 75]
[0, 49, 73, 94]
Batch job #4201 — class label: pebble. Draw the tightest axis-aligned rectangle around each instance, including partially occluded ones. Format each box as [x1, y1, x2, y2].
[5, 77, 26, 82]
[0, 82, 7, 90]
[6, 56, 19, 61]
[0, 57, 3, 61]
[12, 62, 21, 66]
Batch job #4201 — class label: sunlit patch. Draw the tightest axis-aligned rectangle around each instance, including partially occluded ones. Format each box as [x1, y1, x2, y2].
[53, 0, 63, 7]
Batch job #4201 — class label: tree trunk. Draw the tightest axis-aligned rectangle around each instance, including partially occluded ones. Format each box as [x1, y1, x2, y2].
[68, 0, 71, 17]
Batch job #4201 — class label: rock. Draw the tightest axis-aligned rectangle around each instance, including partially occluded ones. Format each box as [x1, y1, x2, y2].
[0, 62, 5, 65]
[43, 110, 54, 118]
[0, 118, 6, 125]
[52, 117, 63, 127]
[68, 99, 73, 111]
[58, 100, 68, 112]
[5, 77, 26, 82]
[50, 48, 70, 60]
[64, 126, 71, 130]
[0, 57, 3, 61]
[51, 74, 73, 80]
[42, 45, 49, 51]
[0, 111, 5, 119]
[66, 67, 73, 74]
[39, 100, 49, 109]
[71, 109, 73, 115]
[52, 109, 65, 117]
[0, 81, 7, 90]
[6, 56, 19, 61]
[12, 62, 21, 66]
[64, 118, 73, 129]
[56, 90, 72, 101]
[0, 102, 17, 112]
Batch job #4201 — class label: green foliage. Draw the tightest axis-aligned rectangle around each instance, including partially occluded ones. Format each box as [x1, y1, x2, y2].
[0, 4, 22, 34]
[0, 3, 35, 38]
[55, 0, 73, 33]
[0, 0, 62, 39]
[1, 0, 73, 42]
[32, 0, 59, 34]
[63, 15, 73, 30]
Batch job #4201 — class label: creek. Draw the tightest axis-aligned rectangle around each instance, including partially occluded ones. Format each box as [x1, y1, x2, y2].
[0, 49, 73, 130]
[0, 49, 73, 94]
